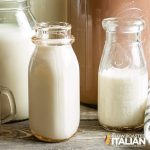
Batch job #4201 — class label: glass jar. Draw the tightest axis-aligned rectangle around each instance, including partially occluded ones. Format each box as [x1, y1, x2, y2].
[68, 0, 150, 106]
[30, 0, 67, 22]
[98, 18, 148, 131]
[0, 0, 35, 121]
[29, 22, 80, 142]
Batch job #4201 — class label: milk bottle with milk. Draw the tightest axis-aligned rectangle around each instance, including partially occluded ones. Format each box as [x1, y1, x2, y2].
[0, 0, 35, 121]
[98, 18, 148, 131]
[29, 22, 80, 142]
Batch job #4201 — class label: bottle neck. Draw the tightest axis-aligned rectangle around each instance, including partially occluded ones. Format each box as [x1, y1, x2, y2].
[0, 0, 29, 11]
[32, 22, 75, 46]
[106, 31, 142, 44]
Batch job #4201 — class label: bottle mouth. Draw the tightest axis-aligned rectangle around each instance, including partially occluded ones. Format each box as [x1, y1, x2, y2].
[0, 0, 29, 11]
[32, 22, 75, 45]
[102, 18, 145, 33]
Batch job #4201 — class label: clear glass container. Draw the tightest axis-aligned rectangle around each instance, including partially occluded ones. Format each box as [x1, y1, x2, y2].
[0, 0, 35, 121]
[98, 18, 148, 131]
[29, 22, 80, 142]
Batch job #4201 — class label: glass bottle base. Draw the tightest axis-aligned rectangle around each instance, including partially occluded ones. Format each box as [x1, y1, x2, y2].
[31, 129, 76, 143]
[100, 123, 143, 132]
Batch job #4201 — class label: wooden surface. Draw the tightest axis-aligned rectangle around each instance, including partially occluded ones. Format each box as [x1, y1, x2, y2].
[0, 105, 150, 150]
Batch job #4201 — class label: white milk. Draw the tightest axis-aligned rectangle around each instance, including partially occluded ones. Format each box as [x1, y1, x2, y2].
[29, 45, 80, 141]
[0, 25, 34, 120]
[98, 68, 148, 127]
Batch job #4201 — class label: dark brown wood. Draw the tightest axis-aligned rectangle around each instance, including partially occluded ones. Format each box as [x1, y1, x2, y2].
[0, 105, 149, 150]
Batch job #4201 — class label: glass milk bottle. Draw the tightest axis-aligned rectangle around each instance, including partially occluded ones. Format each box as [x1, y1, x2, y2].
[29, 22, 80, 142]
[98, 18, 148, 131]
[0, 0, 35, 121]
[30, 0, 67, 22]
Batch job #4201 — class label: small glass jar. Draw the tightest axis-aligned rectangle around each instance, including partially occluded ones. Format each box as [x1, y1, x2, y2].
[98, 18, 148, 131]
[29, 22, 80, 142]
[0, 0, 35, 121]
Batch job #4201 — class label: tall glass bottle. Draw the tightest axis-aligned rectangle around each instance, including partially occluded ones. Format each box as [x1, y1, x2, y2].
[29, 22, 80, 142]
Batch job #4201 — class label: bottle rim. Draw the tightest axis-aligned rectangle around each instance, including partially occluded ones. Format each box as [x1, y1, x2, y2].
[32, 22, 75, 45]
[102, 18, 145, 33]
